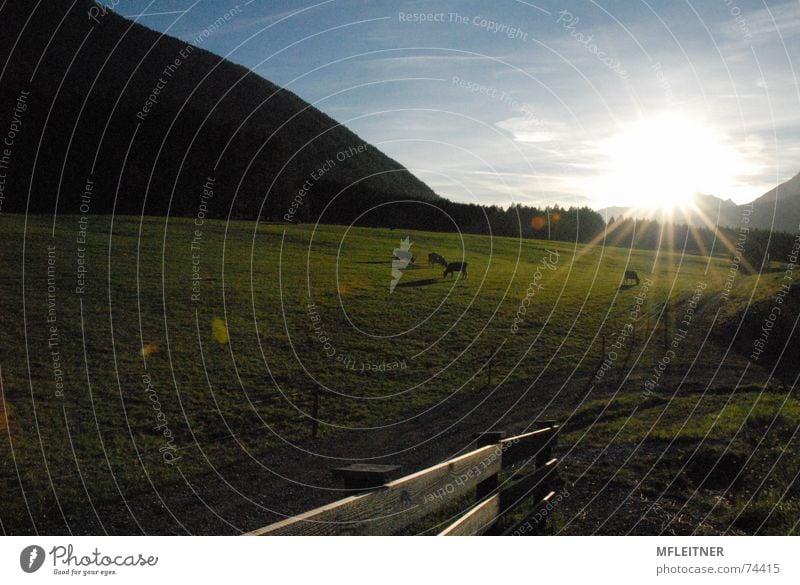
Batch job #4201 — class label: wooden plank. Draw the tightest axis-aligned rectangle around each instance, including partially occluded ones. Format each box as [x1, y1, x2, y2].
[499, 458, 558, 514]
[438, 495, 500, 536]
[246, 444, 503, 536]
[500, 426, 559, 467]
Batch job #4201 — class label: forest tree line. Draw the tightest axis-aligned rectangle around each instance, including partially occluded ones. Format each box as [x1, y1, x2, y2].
[281, 183, 797, 270]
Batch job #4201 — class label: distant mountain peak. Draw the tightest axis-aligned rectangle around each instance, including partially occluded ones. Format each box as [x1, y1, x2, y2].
[753, 172, 800, 205]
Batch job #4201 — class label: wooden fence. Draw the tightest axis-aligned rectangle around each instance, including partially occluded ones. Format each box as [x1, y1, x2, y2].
[245, 422, 561, 536]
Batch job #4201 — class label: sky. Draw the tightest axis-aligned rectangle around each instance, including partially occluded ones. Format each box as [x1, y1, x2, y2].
[102, 0, 800, 210]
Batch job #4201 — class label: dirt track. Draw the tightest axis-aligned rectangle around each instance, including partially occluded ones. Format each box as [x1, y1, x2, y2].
[52, 354, 766, 536]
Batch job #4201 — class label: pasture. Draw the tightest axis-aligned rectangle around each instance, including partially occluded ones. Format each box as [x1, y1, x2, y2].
[0, 214, 797, 534]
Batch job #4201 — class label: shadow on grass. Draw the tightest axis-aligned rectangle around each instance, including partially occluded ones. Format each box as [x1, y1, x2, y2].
[356, 261, 423, 270]
[395, 277, 441, 288]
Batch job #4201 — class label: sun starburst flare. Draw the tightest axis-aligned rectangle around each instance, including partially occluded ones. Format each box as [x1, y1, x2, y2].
[592, 112, 749, 217]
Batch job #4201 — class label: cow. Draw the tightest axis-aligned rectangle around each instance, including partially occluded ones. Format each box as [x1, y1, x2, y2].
[428, 252, 447, 268]
[624, 270, 640, 285]
[443, 262, 468, 279]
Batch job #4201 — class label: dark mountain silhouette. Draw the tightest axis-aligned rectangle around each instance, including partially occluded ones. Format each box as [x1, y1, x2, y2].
[752, 171, 800, 205]
[598, 175, 800, 234]
[737, 172, 800, 233]
[0, 1, 438, 221]
[598, 193, 738, 228]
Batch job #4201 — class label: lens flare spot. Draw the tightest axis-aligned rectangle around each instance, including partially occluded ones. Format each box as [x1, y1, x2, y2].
[141, 342, 160, 357]
[531, 215, 547, 231]
[211, 317, 229, 344]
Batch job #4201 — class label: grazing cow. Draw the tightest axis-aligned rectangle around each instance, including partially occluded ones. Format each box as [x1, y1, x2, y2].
[443, 262, 468, 279]
[428, 252, 447, 268]
[624, 270, 640, 285]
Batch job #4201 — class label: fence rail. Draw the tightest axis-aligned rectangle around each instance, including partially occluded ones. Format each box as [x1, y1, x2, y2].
[245, 422, 560, 536]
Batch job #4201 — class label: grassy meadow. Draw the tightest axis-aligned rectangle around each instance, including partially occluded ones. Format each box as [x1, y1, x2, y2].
[0, 214, 797, 534]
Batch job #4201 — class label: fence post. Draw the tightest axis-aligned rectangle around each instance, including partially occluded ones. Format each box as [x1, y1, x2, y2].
[536, 429, 556, 467]
[475, 431, 505, 501]
[310, 385, 320, 439]
[581, 333, 606, 399]
[332, 464, 402, 492]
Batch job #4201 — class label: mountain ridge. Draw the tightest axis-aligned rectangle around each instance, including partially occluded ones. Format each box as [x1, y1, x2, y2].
[0, 0, 439, 221]
[597, 175, 800, 233]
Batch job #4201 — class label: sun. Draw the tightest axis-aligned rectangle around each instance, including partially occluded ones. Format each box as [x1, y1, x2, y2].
[593, 112, 741, 213]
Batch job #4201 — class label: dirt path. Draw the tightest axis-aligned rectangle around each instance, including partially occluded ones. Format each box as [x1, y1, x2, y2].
[84, 374, 576, 535]
[64, 357, 765, 535]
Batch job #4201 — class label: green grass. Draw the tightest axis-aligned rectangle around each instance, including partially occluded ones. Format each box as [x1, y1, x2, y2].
[0, 214, 797, 533]
[562, 390, 800, 534]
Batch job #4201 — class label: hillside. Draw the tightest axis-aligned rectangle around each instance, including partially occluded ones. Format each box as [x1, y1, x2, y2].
[0, 1, 438, 221]
[739, 172, 800, 233]
[752, 171, 800, 205]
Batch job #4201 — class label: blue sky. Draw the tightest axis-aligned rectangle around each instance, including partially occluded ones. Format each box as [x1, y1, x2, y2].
[103, 0, 800, 209]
